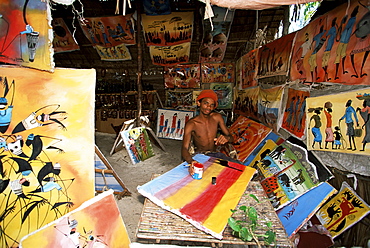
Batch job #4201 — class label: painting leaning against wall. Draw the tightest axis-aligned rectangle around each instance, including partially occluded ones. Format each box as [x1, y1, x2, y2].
[306, 87, 370, 155]
[0, 66, 96, 248]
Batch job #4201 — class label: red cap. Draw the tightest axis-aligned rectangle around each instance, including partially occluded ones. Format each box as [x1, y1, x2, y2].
[197, 89, 218, 107]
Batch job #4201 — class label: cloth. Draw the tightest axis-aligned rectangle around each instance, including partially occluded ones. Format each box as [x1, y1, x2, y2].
[196, 89, 218, 107]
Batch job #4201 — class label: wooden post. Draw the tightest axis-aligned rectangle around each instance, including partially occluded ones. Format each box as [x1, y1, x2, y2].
[136, 1, 143, 127]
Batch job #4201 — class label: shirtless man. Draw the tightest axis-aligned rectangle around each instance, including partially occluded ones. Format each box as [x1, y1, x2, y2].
[181, 89, 234, 169]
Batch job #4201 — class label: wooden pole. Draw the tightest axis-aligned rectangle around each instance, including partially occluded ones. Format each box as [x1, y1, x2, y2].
[136, 0, 143, 127]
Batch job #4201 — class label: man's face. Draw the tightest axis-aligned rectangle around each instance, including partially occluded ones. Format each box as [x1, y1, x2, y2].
[198, 97, 216, 114]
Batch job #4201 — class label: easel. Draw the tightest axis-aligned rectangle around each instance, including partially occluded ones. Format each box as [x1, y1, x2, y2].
[95, 145, 131, 199]
[110, 116, 165, 156]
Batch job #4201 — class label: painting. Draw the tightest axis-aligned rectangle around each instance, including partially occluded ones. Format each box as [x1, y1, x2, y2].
[52, 18, 79, 54]
[257, 32, 295, 79]
[290, 0, 370, 85]
[79, 15, 136, 47]
[164, 64, 201, 89]
[0, 0, 54, 71]
[149, 43, 190, 66]
[276, 182, 337, 238]
[210, 83, 233, 109]
[165, 90, 194, 108]
[156, 108, 193, 140]
[306, 88, 370, 155]
[233, 86, 259, 120]
[201, 63, 234, 83]
[0, 66, 96, 247]
[316, 181, 370, 238]
[228, 116, 272, 162]
[121, 127, 155, 164]
[94, 43, 132, 61]
[257, 85, 284, 132]
[143, 0, 171, 16]
[137, 154, 256, 239]
[19, 190, 131, 248]
[240, 48, 258, 89]
[199, 6, 235, 63]
[141, 12, 193, 47]
[281, 88, 310, 139]
[254, 138, 333, 210]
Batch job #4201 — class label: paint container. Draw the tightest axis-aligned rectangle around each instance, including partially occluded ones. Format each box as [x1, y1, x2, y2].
[192, 162, 203, 180]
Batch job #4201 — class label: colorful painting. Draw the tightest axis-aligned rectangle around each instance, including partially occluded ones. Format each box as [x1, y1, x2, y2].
[306, 88, 370, 155]
[143, 0, 171, 16]
[19, 190, 131, 248]
[235, 57, 242, 90]
[79, 15, 135, 47]
[281, 88, 310, 139]
[228, 116, 272, 162]
[94, 43, 132, 61]
[149, 43, 190, 66]
[210, 83, 233, 109]
[276, 182, 337, 238]
[201, 63, 235, 83]
[164, 64, 201, 89]
[121, 127, 154, 164]
[166, 90, 194, 108]
[52, 18, 79, 54]
[290, 0, 370, 85]
[240, 49, 258, 89]
[255, 138, 333, 210]
[257, 32, 295, 79]
[0, 0, 54, 71]
[234, 86, 259, 120]
[142, 12, 193, 46]
[316, 181, 370, 238]
[257, 85, 284, 132]
[0, 66, 96, 247]
[199, 6, 234, 63]
[137, 154, 256, 239]
[156, 109, 193, 140]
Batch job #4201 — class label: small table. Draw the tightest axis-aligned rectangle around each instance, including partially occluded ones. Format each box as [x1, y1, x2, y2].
[136, 178, 293, 247]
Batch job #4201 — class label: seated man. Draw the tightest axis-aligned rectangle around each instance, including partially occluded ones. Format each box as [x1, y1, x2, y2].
[181, 89, 235, 171]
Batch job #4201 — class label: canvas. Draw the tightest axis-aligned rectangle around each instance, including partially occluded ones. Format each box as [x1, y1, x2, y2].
[52, 18, 79, 54]
[316, 181, 370, 238]
[164, 64, 201, 89]
[141, 12, 193, 47]
[255, 138, 333, 210]
[234, 86, 260, 120]
[210, 83, 233, 109]
[0, 0, 54, 71]
[137, 154, 256, 239]
[165, 90, 194, 108]
[94, 43, 132, 61]
[19, 190, 131, 248]
[239, 48, 258, 89]
[0, 66, 95, 247]
[156, 108, 193, 140]
[281, 88, 310, 139]
[149, 43, 191, 66]
[306, 87, 370, 155]
[121, 127, 155, 164]
[228, 116, 272, 162]
[276, 182, 337, 238]
[290, 0, 370, 85]
[201, 63, 235, 83]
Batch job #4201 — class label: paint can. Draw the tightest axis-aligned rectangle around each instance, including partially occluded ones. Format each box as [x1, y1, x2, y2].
[192, 162, 203, 180]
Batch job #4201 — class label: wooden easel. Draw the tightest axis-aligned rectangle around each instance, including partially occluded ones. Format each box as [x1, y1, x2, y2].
[109, 116, 165, 156]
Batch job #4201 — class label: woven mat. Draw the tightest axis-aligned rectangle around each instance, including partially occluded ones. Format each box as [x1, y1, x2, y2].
[136, 176, 293, 247]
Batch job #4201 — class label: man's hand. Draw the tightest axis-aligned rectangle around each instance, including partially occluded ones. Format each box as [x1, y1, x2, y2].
[214, 134, 230, 146]
[187, 160, 198, 176]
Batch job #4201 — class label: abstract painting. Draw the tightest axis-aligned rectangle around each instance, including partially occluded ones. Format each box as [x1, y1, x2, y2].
[201, 63, 234, 83]
[121, 127, 154, 164]
[210, 83, 233, 109]
[137, 154, 256, 239]
[0, 0, 54, 71]
[19, 190, 131, 248]
[0, 66, 96, 247]
[316, 181, 370, 238]
[164, 64, 201, 89]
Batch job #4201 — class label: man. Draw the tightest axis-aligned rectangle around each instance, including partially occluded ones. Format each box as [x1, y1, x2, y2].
[339, 99, 359, 150]
[181, 89, 234, 168]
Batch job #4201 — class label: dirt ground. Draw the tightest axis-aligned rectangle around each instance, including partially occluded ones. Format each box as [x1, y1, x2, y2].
[95, 131, 184, 243]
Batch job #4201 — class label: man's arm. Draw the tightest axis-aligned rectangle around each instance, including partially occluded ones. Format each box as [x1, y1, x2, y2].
[214, 114, 234, 145]
[181, 121, 195, 164]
